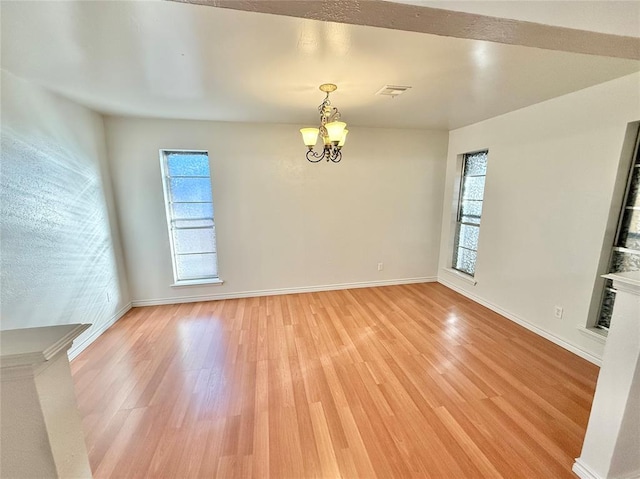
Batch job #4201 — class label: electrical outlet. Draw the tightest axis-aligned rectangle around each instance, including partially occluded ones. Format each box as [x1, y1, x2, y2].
[554, 305, 563, 319]
[377, 262, 384, 271]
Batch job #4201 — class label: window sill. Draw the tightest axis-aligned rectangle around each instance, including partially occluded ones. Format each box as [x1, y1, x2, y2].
[171, 278, 224, 287]
[577, 326, 607, 344]
[442, 268, 477, 286]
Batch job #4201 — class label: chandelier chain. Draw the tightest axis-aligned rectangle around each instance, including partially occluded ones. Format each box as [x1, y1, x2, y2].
[318, 93, 341, 138]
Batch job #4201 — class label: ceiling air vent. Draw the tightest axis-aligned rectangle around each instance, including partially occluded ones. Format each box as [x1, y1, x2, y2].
[376, 85, 411, 97]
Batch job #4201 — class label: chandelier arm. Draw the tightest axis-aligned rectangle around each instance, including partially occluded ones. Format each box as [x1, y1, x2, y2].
[306, 149, 325, 163]
[328, 149, 342, 163]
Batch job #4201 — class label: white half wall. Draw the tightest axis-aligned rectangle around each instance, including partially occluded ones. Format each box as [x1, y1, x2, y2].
[104, 117, 448, 304]
[438, 73, 640, 364]
[0, 72, 131, 354]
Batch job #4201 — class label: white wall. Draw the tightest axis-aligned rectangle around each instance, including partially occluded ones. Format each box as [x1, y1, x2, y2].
[0, 72, 130, 354]
[438, 73, 640, 364]
[104, 117, 448, 304]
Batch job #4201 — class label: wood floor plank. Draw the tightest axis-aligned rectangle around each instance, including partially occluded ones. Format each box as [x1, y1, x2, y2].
[72, 283, 598, 478]
[433, 405, 504, 479]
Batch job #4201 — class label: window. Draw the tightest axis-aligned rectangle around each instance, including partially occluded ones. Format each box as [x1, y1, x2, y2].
[596, 137, 640, 329]
[452, 150, 488, 276]
[159, 150, 220, 284]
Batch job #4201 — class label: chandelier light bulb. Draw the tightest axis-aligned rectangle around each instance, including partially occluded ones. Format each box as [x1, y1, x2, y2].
[338, 129, 348, 148]
[325, 121, 347, 144]
[300, 128, 319, 147]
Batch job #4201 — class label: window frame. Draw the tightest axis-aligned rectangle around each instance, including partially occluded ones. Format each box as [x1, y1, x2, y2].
[595, 132, 640, 330]
[159, 149, 222, 287]
[452, 149, 488, 278]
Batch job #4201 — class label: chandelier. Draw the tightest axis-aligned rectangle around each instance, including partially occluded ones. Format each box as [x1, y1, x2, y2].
[300, 84, 348, 163]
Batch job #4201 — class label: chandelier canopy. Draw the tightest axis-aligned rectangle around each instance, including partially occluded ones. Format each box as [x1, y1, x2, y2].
[300, 84, 348, 163]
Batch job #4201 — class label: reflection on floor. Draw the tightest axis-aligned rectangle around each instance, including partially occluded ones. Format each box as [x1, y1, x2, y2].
[71, 282, 598, 478]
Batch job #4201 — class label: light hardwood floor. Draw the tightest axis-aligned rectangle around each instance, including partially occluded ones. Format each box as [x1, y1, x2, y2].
[71, 283, 599, 478]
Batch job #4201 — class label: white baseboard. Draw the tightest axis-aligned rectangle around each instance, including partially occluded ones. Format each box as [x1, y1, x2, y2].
[572, 459, 601, 479]
[68, 302, 132, 360]
[131, 277, 437, 307]
[438, 277, 602, 366]
[571, 459, 640, 479]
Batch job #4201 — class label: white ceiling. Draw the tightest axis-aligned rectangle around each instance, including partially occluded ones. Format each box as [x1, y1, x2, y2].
[1, 0, 638, 130]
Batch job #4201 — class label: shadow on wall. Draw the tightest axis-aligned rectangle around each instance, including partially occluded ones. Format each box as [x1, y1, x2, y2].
[0, 127, 121, 338]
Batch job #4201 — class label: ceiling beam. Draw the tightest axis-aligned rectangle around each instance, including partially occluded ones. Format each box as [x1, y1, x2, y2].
[171, 0, 639, 60]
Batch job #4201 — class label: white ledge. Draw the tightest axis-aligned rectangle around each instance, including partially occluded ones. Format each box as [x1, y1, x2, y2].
[171, 278, 224, 287]
[577, 326, 607, 344]
[603, 271, 640, 295]
[442, 268, 477, 286]
[0, 324, 91, 369]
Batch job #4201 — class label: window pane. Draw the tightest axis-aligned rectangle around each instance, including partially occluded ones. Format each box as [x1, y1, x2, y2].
[597, 287, 615, 329]
[462, 176, 486, 201]
[627, 167, 639, 207]
[460, 200, 483, 225]
[454, 247, 477, 275]
[173, 228, 216, 254]
[618, 208, 640, 250]
[176, 253, 218, 280]
[167, 153, 210, 177]
[169, 177, 212, 203]
[456, 223, 479, 251]
[611, 250, 640, 273]
[172, 202, 213, 220]
[464, 152, 488, 176]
